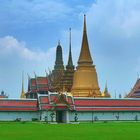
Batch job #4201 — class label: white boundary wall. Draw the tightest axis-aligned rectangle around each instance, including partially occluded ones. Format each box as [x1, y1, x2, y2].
[1, 111, 140, 122]
[0, 112, 39, 121]
[69, 111, 140, 122]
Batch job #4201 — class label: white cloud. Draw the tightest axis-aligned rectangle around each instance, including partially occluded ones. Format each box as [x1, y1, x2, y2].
[0, 36, 56, 97]
[86, 0, 140, 38]
[0, 36, 55, 62]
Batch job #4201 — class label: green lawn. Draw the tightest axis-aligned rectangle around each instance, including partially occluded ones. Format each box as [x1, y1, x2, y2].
[0, 122, 140, 140]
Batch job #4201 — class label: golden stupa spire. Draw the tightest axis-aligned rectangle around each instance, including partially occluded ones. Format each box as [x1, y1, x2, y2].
[20, 72, 26, 99]
[72, 15, 101, 97]
[78, 15, 93, 66]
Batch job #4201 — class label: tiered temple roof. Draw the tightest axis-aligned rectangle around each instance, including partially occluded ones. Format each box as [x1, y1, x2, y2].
[26, 76, 49, 99]
[38, 93, 75, 111]
[126, 78, 140, 98]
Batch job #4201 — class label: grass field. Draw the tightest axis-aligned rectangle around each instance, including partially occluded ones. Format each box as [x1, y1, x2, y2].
[0, 122, 140, 140]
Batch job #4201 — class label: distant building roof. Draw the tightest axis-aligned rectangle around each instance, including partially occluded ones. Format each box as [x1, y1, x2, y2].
[126, 78, 140, 98]
[27, 77, 49, 93]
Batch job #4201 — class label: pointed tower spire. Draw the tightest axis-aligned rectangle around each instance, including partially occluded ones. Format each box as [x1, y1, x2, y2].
[104, 81, 108, 94]
[103, 81, 111, 97]
[78, 15, 93, 66]
[20, 72, 25, 99]
[66, 28, 74, 70]
[54, 40, 64, 70]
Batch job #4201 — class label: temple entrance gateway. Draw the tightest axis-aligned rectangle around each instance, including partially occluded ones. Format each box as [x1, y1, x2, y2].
[56, 111, 68, 123]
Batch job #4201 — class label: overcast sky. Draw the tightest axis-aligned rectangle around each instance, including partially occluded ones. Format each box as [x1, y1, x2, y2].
[0, 0, 140, 98]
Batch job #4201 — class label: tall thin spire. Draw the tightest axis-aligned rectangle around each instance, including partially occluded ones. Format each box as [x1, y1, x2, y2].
[103, 81, 111, 97]
[20, 72, 25, 99]
[66, 28, 74, 69]
[104, 81, 108, 94]
[78, 15, 93, 66]
[69, 28, 71, 51]
[84, 14, 86, 32]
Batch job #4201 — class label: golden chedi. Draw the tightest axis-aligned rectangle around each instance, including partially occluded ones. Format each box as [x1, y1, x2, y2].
[72, 15, 101, 97]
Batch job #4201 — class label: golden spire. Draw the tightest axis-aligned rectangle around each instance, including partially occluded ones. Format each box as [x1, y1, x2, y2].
[78, 15, 93, 66]
[72, 15, 101, 97]
[20, 72, 26, 99]
[102, 81, 111, 98]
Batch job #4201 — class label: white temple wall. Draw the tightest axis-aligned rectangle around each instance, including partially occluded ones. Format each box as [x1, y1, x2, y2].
[69, 111, 140, 122]
[0, 112, 39, 121]
[1, 111, 140, 122]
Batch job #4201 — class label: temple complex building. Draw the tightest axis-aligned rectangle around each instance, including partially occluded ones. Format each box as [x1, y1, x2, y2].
[25, 15, 110, 98]
[1, 15, 140, 122]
